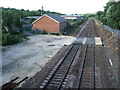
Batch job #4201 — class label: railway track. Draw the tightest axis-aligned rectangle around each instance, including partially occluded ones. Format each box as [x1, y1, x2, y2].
[40, 44, 80, 89]
[2, 19, 116, 89]
[2, 19, 97, 89]
[78, 21, 95, 88]
[40, 19, 96, 89]
[39, 21, 89, 89]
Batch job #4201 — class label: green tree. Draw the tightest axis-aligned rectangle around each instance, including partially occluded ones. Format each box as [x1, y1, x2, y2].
[30, 18, 36, 23]
[96, 1, 120, 30]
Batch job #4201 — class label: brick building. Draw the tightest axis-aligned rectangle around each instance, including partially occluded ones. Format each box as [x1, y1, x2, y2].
[32, 14, 67, 33]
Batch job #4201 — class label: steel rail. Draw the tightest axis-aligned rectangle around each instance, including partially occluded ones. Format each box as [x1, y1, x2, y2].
[91, 20, 95, 89]
[91, 45, 95, 89]
[77, 20, 89, 37]
[42, 45, 80, 89]
[78, 19, 96, 89]
[78, 44, 88, 89]
[78, 21, 90, 88]
[58, 45, 80, 89]
[41, 44, 74, 89]
[41, 18, 90, 89]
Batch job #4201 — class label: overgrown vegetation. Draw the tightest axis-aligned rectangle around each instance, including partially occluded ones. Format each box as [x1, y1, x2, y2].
[96, 1, 120, 30]
[63, 19, 86, 35]
[83, 13, 96, 19]
[2, 31, 28, 46]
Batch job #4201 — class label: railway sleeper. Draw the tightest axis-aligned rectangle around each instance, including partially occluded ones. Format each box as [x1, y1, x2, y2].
[59, 66, 69, 70]
[52, 78, 63, 80]
[52, 76, 64, 79]
[56, 70, 66, 73]
[51, 79, 63, 82]
[83, 73, 92, 76]
[82, 80, 92, 83]
[48, 83, 60, 87]
[54, 73, 65, 76]
[82, 77, 92, 80]
[49, 81, 61, 84]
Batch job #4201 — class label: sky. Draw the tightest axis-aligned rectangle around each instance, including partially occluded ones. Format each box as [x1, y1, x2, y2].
[1, 0, 110, 14]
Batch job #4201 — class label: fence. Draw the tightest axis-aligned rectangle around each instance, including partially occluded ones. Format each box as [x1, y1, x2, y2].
[99, 21, 120, 37]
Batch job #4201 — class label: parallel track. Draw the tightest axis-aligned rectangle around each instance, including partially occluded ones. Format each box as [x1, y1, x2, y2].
[78, 20, 95, 88]
[40, 19, 96, 89]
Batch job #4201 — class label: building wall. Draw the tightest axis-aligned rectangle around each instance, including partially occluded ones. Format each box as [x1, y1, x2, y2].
[33, 16, 60, 33]
[60, 22, 67, 30]
[59, 22, 67, 33]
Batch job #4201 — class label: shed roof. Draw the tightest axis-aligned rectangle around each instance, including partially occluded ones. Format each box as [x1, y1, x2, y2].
[47, 14, 67, 23]
[27, 16, 41, 19]
[32, 14, 67, 24]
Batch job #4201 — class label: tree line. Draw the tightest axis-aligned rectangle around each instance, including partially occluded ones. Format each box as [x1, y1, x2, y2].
[2, 7, 62, 33]
[96, 1, 120, 30]
[1, 7, 62, 46]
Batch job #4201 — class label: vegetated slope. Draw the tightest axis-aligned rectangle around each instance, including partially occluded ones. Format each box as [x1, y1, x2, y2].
[95, 20, 118, 83]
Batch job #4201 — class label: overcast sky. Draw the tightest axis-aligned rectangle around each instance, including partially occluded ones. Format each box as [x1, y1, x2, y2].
[1, 0, 110, 14]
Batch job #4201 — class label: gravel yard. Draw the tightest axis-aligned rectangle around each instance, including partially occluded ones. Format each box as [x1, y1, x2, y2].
[1, 35, 76, 85]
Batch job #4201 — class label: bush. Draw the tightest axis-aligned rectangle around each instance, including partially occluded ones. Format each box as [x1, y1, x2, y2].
[50, 33, 60, 36]
[42, 30, 48, 34]
[2, 32, 27, 46]
[32, 30, 36, 34]
[63, 19, 86, 35]
[76, 20, 84, 25]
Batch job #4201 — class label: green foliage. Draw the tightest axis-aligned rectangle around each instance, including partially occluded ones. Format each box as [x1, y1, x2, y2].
[83, 13, 96, 19]
[96, 2, 120, 30]
[2, 7, 63, 33]
[2, 7, 22, 33]
[22, 26, 31, 31]
[65, 23, 77, 30]
[2, 32, 28, 46]
[63, 19, 86, 35]
[42, 30, 48, 34]
[30, 18, 36, 23]
[50, 33, 60, 36]
[76, 19, 84, 25]
[96, 11, 103, 20]
[1, 7, 64, 45]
